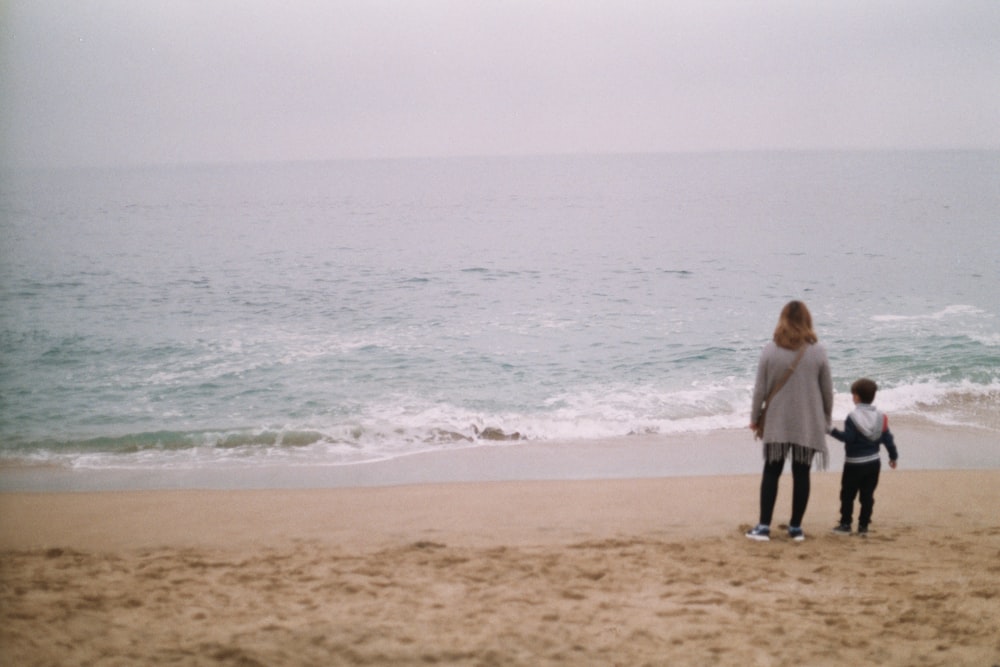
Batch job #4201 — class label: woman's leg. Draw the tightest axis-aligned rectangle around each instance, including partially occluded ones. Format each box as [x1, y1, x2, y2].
[789, 446, 815, 527]
[759, 457, 785, 525]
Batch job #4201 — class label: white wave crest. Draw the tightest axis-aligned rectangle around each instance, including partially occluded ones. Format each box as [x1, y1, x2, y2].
[871, 304, 985, 323]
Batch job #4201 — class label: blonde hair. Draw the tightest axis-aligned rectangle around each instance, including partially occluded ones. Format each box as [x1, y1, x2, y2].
[773, 300, 818, 349]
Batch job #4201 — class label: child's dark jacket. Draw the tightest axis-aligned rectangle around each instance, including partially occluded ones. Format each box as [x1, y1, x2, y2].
[829, 403, 899, 464]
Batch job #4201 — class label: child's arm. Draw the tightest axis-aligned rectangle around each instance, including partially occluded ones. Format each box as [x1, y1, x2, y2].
[828, 417, 858, 443]
[828, 427, 845, 441]
[881, 414, 899, 468]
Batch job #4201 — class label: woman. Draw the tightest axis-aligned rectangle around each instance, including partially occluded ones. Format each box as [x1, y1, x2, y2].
[746, 300, 833, 542]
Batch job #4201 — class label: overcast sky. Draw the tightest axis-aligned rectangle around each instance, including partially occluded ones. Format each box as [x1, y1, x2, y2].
[2, 1, 998, 168]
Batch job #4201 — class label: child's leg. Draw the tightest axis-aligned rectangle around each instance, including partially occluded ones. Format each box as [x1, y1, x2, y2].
[857, 461, 881, 527]
[839, 465, 862, 526]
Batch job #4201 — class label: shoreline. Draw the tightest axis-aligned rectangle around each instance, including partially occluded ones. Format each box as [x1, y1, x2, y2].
[3, 419, 999, 665]
[1, 419, 997, 493]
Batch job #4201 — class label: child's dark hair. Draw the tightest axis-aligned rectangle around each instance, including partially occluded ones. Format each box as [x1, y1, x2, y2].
[851, 378, 878, 404]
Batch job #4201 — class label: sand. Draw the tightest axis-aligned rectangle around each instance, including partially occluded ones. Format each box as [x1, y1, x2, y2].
[2, 467, 999, 666]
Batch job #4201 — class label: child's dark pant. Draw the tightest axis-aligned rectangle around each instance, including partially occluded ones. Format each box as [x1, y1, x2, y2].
[839, 460, 881, 527]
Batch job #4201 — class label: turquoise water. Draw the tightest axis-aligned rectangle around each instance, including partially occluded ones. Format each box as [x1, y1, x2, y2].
[1, 151, 997, 469]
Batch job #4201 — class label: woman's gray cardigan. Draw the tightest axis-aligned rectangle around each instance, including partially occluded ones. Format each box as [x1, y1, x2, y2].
[751, 341, 834, 467]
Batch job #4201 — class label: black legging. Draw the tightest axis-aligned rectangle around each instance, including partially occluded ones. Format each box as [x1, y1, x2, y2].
[759, 454, 812, 527]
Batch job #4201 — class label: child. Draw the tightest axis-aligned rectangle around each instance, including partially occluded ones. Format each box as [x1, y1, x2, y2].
[828, 378, 898, 536]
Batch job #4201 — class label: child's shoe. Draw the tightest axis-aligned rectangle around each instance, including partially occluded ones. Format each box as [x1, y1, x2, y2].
[745, 525, 770, 541]
[832, 523, 851, 535]
[788, 526, 805, 542]
[857, 524, 869, 537]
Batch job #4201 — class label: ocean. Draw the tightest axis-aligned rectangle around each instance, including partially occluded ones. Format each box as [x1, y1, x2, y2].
[1, 151, 998, 473]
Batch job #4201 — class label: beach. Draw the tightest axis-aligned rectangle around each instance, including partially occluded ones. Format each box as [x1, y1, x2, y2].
[3, 29, 999, 666]
[2, 430, 999, 666]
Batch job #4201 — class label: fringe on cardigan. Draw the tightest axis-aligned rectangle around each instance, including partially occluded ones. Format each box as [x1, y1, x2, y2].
[765, 442, 829, 470]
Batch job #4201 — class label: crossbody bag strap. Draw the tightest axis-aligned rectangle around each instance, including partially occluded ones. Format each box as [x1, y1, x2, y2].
[762, 344, 808, 407]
